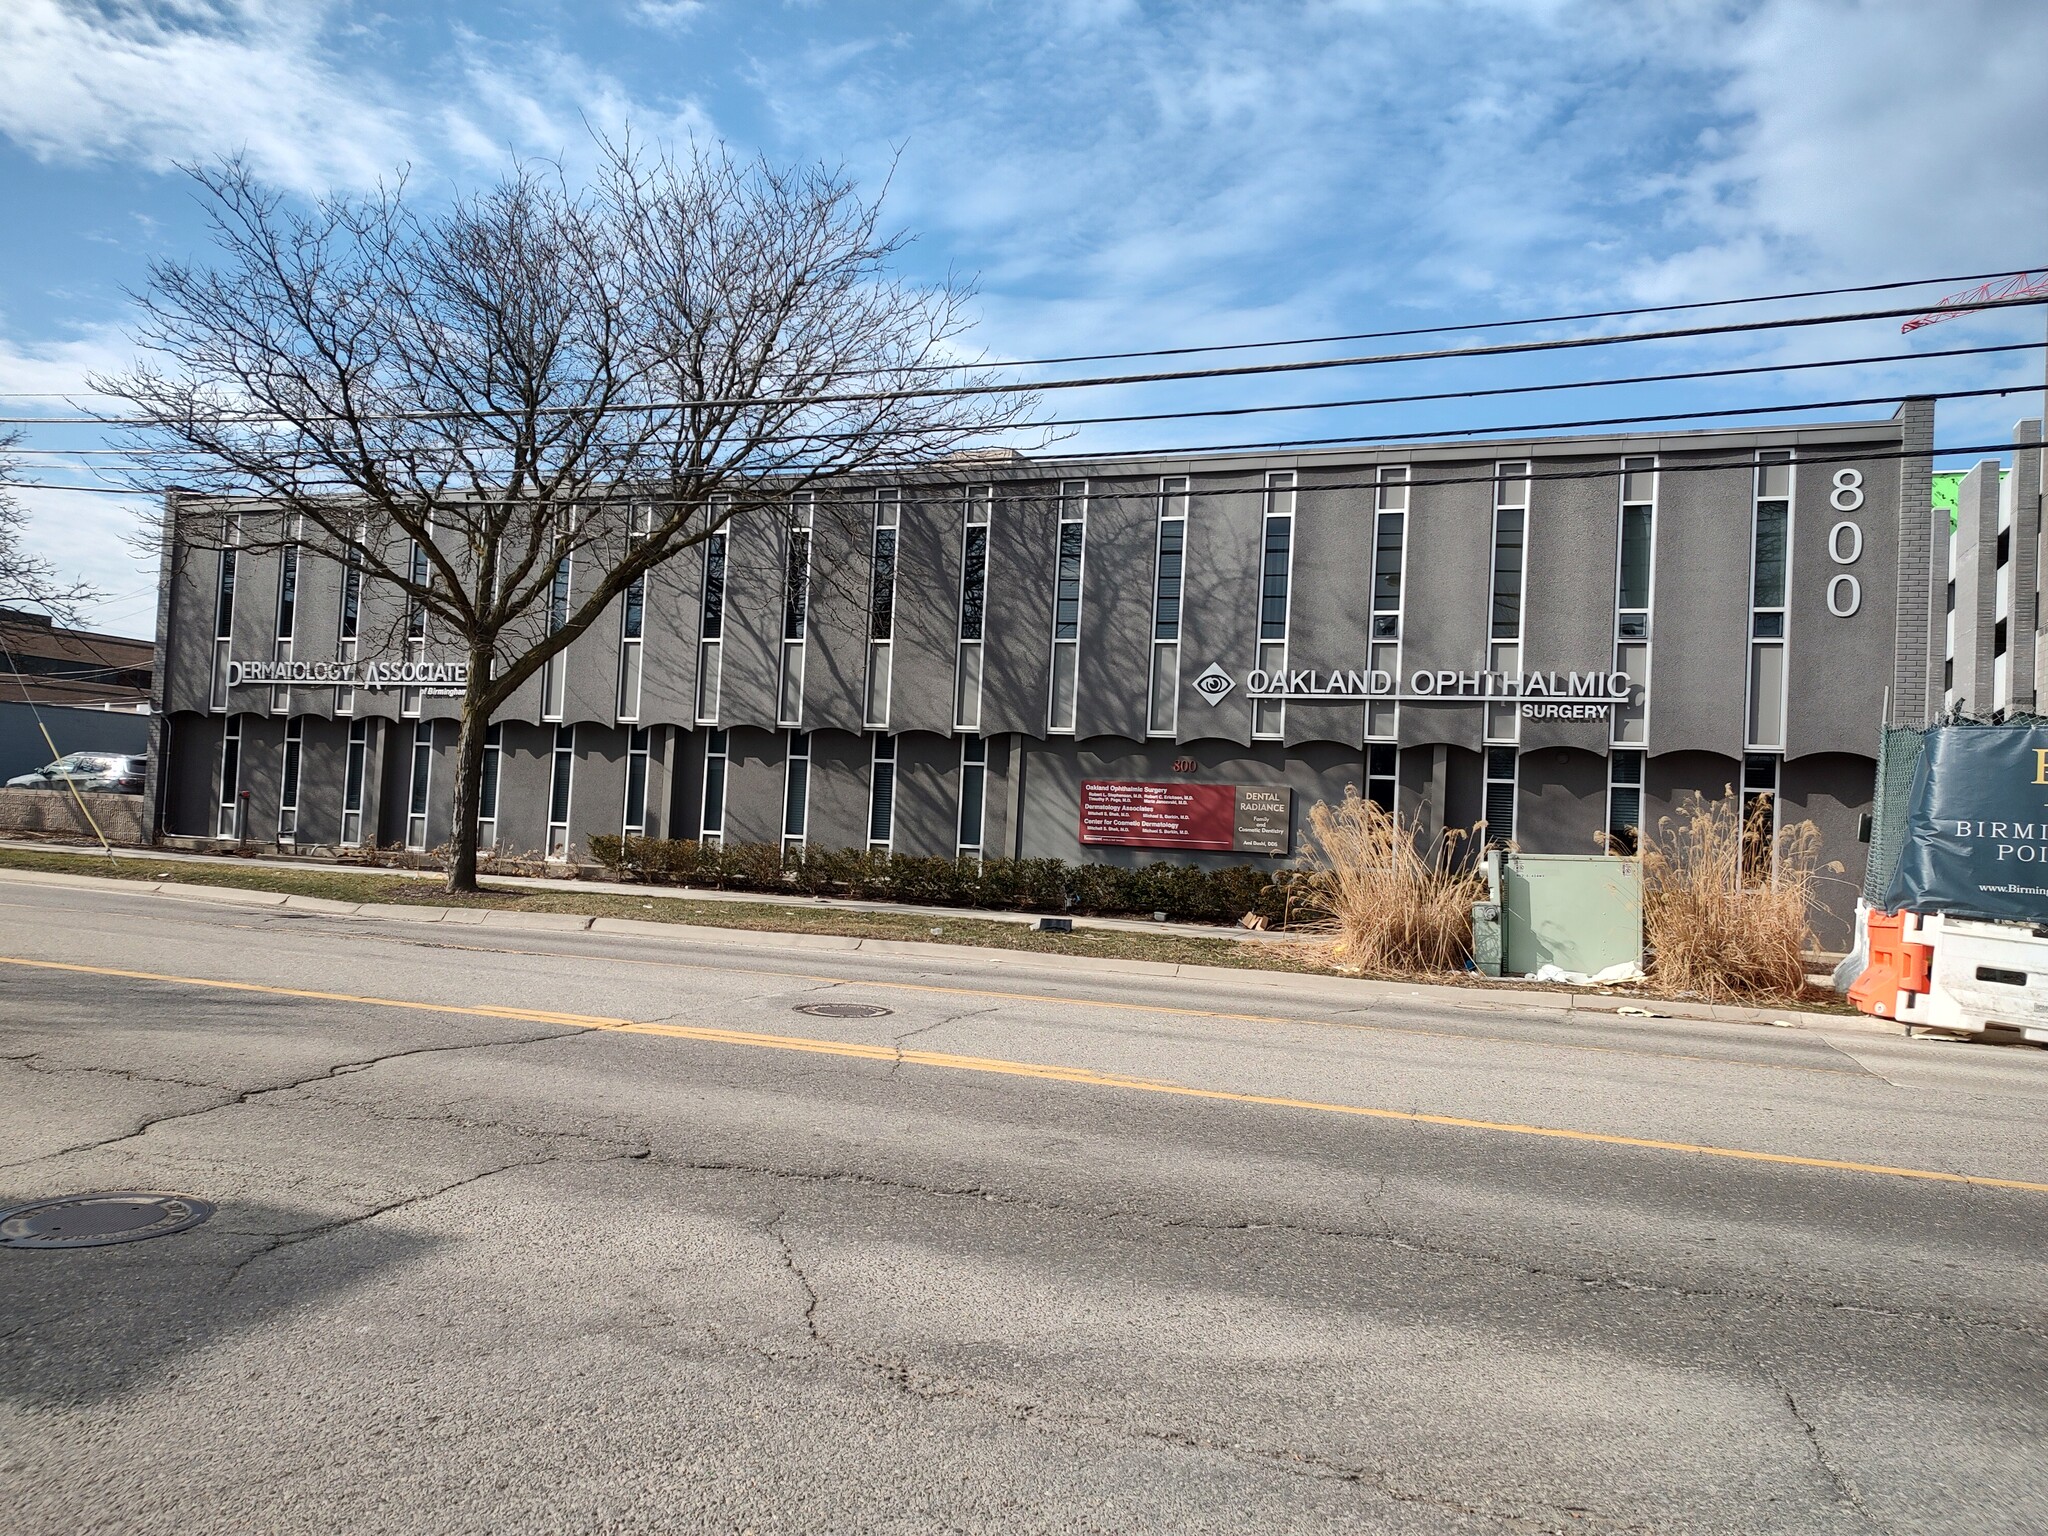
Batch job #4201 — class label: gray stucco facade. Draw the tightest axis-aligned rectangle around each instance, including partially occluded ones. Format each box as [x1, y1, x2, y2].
[150, 408, 1943, 947]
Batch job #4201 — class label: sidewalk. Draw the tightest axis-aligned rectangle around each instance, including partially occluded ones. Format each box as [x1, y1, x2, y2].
[0, 851, 1897, 1039]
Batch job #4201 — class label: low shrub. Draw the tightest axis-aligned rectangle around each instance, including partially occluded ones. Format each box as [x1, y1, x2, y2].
[1293, 790, 1484, 973]
[586, 835, 1293, 926]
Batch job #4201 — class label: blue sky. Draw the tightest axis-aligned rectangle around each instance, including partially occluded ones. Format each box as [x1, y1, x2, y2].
[2, 0, 2045, 633]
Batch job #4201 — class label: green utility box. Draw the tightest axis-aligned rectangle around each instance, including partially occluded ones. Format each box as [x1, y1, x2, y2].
[1493, 853, 1643, 979]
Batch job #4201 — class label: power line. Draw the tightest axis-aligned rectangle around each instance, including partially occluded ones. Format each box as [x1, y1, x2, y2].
[5, 265, 2040, 399]
[6, 338, 2040, 459]
[6, 293, 2045, 428]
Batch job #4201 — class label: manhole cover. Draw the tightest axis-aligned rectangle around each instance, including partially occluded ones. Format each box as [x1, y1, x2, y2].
[795, 1002, 894, 1019]
[0, 1192, 215, 1250]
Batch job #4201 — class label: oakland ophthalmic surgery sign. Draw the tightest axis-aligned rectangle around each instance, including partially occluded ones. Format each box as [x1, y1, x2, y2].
[1193, 662, 1636, 721]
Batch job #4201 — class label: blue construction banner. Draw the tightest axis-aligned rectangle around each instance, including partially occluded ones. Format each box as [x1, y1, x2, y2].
[1884, 722, 2048, 922]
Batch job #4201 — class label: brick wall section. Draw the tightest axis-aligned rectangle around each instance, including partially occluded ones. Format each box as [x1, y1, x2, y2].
[1890, 397, 1938, 725]
[0, 789, 149, 843]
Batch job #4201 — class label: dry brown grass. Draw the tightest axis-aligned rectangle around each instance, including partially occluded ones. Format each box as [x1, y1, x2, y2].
[1295, 789, 1485, 975]
[1641, 790, 1830, 1001]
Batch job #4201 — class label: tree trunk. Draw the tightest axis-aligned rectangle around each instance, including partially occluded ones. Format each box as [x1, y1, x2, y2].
[444, 647, 495, 894]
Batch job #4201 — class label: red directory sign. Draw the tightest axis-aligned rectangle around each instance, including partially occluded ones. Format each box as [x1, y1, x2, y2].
[1079, 780, 1291, 854]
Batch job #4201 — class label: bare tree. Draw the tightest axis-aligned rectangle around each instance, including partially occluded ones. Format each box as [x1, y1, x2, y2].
[0, 432, 101, 624]
[97, 139, 1036, 892]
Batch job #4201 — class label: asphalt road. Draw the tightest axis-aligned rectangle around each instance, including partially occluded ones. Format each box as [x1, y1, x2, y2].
[3, 876, 2047, 1535]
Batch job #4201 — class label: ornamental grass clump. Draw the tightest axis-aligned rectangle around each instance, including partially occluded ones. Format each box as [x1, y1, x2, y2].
[1296, 790, 1484, 975]
[1640, 790, 1831, 1001]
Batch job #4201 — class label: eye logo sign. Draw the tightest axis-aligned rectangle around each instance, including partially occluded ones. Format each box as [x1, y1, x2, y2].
[1193, 664, 1236, 705]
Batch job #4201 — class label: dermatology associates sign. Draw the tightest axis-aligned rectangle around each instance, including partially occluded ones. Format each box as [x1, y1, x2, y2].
[1194, 663, 1635, 720]
[226, 658, 470, 692]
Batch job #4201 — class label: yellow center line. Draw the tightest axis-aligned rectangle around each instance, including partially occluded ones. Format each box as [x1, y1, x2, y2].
[4, 953, 2040, 1196]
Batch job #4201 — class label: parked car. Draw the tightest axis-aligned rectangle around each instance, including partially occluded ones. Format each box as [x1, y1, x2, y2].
[5, 753, 147, 794]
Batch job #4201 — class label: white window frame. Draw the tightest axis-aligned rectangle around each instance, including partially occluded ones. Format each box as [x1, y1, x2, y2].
[1485, 462, 1531, 745]
[958, 735, 988, 859]
[1367, 467, 1409, 742]
[406, 719, 435, 852]
[335, 529, 363, 715]
[696, 528, 727, 725]
[545, 723, 575, 861]
[208, 518, 240, 713]
[271, 524, 299, 715]
[1252, 471, 1296, 740]
[478, 721, 502, 851]
[277, 716, 303, 842]
[1046, 479, 1088, 734]
[1745, 450, 1794, 752]
[340, 718, 368, 848]
[215, 714, 242, 839]
[700, 728, 729, 846]
[782, 729, 812, 856]
[1483, 745, 1518, 850]
[1147, 476, 1189, 738]
[402, 533, 431, 718]
[617, 503, 652, 724]
[1611, 456, 1657, 748]
[539, 548, 570, 724]
[780, 493, 814, 728]
[1744, 752, 1782, 852]
[954, 486, 991, 733]
[1606, 748, 1644, 854]
[865, 489, 901, 730]
[865, 732, 897, 853]
[623, 724, 652, 837]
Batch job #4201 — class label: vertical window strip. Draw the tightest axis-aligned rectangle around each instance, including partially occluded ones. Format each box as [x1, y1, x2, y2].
[1743, 752, 1780, 874]
[868, 733, 897, 851]
[539, 548, 569, 723]
[1747, 450, 1793, 751]
[1253, 471, 1294, 740]
[340, 719, 367, 848]
[278, 717, 303, 841]
[866, 490, 900, 729]
[955, 487, 991, 732]
[780, 494, 814, 727]
[700, 729, 729, 845]
[618, 503, 651, 725]
[1611, 456, 1656, 748]
[209, 526, 238, 712]
[1483, 745, 1517, 850]
[1148, 476, 1188, 738]
[1486, 462, 1531, 744]
[1365, 742, 1398, 813]
[335, 533, 362, 715]
[696, 530, 727, 725]
[407, 720, 434, 852]
[624, 725, 651, 836]
[402, 534, 432, 717]
[1606, 748, 1644, 854]
[1047, 479, 1087, 734]
[1368, 467, 1408, 741]
[216, 715, 242, 839]
[478, 722, 502, 850]
[783, 730, 812, 853]
[545, 723, 574, 860]
[958, 735, 988, 858]
[271, 534, 298, 715]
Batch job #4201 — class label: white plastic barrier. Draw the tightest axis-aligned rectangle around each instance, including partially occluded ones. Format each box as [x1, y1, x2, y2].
[1895, 912, 2048, 1042]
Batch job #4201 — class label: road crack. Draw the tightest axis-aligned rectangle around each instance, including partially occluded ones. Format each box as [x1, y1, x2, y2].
[1765, 1365, 1894, 1534]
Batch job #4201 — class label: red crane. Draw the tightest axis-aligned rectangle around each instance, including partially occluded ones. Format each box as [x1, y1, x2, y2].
[1901, 270, 2048, 332]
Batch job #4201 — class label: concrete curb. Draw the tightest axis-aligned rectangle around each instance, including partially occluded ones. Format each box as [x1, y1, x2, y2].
[0, 863, 1894, 1038]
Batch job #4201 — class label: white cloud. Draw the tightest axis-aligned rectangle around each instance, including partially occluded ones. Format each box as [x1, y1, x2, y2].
[0, 0, 416, 193]
[631, 0, 709, 33]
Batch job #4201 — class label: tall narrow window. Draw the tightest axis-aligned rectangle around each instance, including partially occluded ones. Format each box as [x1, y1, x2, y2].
[1368, 468, 1409, 741]
[340, 719, 368, 848]
[209, 521, 239, 712]
[1747, 451, 1792, 751]
[624, 725, 651, 836]
[958, 736, 988, 859]
[618, 503, 651, 723]
[478, 722, 502, 851]
[696, 529, 727, 724]
[1483, 746, 1517, 849]
[955, 487, 991, 732]
[1486, 463, 1530, 744]
[335, 533, 363, 714]
[780, 494, 814, 727]
[1253, 471, 1295, 739]
[1047, 480, 1087, 733]
[402, 536, 430, 717]
[1147, 476, 1189, 737]
[1366, 742, 1398, 813]
[271, 532, 298, 715]
[216, 715, 242, 838]
[782, 730, 811, 855]
[868, 733, 897, 852]
[540, 549, 570, 722]
[700, 729, 729, 846]
[1743, 752, 1780, 875]
[1611, 457, 1656, 747]
[865, 490, 900, 728]
[277, 717, 303, 842]
[406, 720, 434, 852]
[1607, 749, 1643, 854]
[545, 723, 574, 860]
